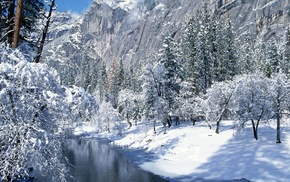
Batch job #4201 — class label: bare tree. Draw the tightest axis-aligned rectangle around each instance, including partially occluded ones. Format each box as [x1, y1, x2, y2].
[7, 0, 15, 45]
[270, 74, 290, 143]
[35, 0, 56, 63]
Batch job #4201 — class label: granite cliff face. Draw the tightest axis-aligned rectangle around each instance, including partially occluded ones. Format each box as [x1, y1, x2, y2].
[213, 0, 290, 40]
[44, 0, 290, 69]
[77, 0, 203, 65]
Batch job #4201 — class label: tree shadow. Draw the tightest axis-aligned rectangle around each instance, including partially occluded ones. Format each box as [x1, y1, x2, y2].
[113, 134, 186, 166]
[171, 126, 290, 182]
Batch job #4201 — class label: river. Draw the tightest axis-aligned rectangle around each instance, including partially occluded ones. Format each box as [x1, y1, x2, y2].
[62, 138, 168, 182]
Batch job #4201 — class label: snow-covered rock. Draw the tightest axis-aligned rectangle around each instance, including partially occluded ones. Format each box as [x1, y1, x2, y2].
[44, 0, 290, 70]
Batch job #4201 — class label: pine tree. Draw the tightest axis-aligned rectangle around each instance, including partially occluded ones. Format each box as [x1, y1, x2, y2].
[210, 14, 224, 82]
[12, 0, 24, 48]
[118, 58, 125, 89]
[99, 61, 108, 103]
[0, 0, 45, 46]
[159, 35, 183, 114]
[266, 37, 280, 77]
[181, 15, 198, 94]
[194, 0, 213, 93]
[76, 54, 91, 91]
[283, 27, 290, 77]
[237, 36, 255, 74]
[253, 40, 267, 74]
[108, 58, 120, 109]
[224, 16, 238, 80]
[88, 59, 100, 93]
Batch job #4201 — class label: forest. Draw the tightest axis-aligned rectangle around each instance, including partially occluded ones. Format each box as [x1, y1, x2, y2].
[0, 0, 290, 181]
[67, 1, 290, 141]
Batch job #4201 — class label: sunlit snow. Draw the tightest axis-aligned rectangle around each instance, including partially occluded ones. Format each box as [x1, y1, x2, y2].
[75, 120, 290, 182]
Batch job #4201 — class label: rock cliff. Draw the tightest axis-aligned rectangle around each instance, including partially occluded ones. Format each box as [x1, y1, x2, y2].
[44, 0, 290, 70]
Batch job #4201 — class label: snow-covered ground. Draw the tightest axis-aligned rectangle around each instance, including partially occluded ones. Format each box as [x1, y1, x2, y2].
[74, 120, 290, 182]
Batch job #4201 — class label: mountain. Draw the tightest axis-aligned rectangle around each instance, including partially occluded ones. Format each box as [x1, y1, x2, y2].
[44, 0, 290, 79]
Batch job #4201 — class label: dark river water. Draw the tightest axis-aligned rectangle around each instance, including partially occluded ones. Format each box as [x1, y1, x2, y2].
[31, 138, 251, 182]
[62, 138, 168, 182]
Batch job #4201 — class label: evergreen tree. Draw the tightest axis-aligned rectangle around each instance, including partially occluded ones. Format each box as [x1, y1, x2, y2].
[12, 0, 24, 48]
[194, 0, 213, 93]
[99, 61, 108, 103]
[210, 14, 224, 82]
[159, 35, 183, 114]
[118, 58, 125, 89]
[223, 16, 238, 79]
[283, 27, 290, 77]
[181, 15, 198, 93]
[108, 58, 120, 109]
[142, 64, 156, 120]
[124, 62, 141, 93]
[266, 37, 280, 77]
[88, 58, 100, 93]
[80, 54, 91, 91]
[253, 40, 267, 74]
[237, 36, 255, 74]
[0, 0, 45, 46]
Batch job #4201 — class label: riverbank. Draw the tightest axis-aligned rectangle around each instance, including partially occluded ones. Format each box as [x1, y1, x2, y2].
[74, 120, 290, 182]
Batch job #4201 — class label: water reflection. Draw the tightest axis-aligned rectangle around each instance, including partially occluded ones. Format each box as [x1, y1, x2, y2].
[63, 138, 168, 182]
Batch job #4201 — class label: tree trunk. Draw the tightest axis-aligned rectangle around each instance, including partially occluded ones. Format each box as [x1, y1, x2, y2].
[215, 114, 223, 134]
[276, 112, 282, 143]
[251, 119, 258, 140]
[153, 119, 156, 133]
[163, 121, 167, 134]
[191, 117, 196, 126]
[206, 119, 212, 129]
[35, 0, 55, 63]
[167, 115, 172, 128]
[216, 120, 220, 134]
[7, 0, 15, 46]
[126, 113, 132, 128]
[12, 0, 24, 48]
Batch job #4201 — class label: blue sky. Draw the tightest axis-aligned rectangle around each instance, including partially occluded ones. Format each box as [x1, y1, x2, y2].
[56, 0, 94, 14]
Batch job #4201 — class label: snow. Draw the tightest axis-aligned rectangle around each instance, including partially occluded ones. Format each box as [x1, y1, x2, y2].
[75, 120, 290, 182]
[95, 0, 135, 10]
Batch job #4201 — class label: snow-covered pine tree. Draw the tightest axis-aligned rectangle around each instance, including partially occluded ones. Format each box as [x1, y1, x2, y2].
[99, 61, 108, 103]
[181, 15, 198, 94]
[12, 0, 24, 48]
[142, 63, 159, 132]
[108, 58, 121, 109]
[159, 35, 183, 118]
[237, 36, 255, 74]
[282, 27, 290, 77]
[266, 37, 280, 77]
[76, 54, 91, 91]
[0, 0, 45, 46]
[223, 16, 238, 80]
[253, 40, 267, 74]
[118, 58, 125, 89]
[194, 0, 213, 93]
[210, 14, 224, 82]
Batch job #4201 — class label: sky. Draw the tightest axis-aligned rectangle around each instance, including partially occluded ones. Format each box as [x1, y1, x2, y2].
[56, 0, 94, 14]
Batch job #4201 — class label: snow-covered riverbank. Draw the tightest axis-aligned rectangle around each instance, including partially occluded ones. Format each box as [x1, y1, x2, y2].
[74, 120, 290, 182]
